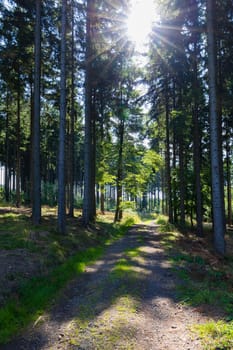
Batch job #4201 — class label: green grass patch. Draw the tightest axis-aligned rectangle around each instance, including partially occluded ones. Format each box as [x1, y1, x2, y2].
[194, 321, 233, 350]
[124, 247, 141, 258]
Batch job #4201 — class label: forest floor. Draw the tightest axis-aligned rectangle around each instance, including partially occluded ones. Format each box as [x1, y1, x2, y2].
[2, 219, 225, 350]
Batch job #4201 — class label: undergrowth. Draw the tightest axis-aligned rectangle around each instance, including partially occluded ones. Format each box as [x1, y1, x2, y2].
[0, 210, 138, 344]
[157, 216, 233, 350]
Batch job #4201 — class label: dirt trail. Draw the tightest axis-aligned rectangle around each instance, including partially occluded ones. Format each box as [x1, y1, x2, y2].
[3, 223, 211, 350]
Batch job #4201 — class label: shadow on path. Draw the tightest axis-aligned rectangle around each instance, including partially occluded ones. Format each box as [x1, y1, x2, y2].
[2, 223, 213, 350]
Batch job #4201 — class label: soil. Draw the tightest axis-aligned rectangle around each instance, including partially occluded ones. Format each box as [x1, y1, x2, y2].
[2, 223, 215, 350]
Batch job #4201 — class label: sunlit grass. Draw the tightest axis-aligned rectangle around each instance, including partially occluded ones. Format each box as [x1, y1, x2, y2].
[193, 321, 233, 350]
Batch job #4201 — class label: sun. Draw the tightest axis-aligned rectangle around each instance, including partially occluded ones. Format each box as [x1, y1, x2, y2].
[127, 0, 157, 50]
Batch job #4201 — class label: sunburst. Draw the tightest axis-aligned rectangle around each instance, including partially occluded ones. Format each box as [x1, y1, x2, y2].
[127, 0, 158, 51]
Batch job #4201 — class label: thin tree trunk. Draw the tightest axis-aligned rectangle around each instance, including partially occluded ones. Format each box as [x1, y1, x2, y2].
[207, 0, 225, 254]
[193, 106, 203, 236]
[100, 184, 105, 214]
[226, 133, 232, 226]
[68, 0, 75, 217]
[90, 94, 96, 220]
[58, 0, 67, 234]
[5, 92, 10, 202]
[114, 119, 124, 223]
[165, 77, 173, 223]
[192, 38, 203, 236]
[161, 168, 166, 215]
[179, 140, 185, 226]
[83, 0, 96, 225]
[32, 0, 41, 224]
[16, 73, 21, 208]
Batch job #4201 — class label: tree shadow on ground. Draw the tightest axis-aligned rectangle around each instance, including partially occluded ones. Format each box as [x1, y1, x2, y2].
[2, 224, 226, 349]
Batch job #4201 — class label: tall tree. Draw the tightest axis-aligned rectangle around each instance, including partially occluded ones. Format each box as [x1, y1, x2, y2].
[58, 0, 67, 233]
[32, 0, 41, 224]
[83, 0, 96, 225]
[207, 0, 225, 254]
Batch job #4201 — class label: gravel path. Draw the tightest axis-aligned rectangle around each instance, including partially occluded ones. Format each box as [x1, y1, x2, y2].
[3, 223, 211, 350]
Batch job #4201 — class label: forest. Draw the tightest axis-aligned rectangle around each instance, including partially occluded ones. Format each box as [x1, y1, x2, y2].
[0, 0, 233, 348]
[0, 0, 232, 251]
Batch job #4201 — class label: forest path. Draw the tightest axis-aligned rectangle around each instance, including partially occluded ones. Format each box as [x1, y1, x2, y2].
[3, 223, 211, 350]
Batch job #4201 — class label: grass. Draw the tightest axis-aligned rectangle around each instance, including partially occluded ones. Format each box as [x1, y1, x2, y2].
[157, 216, 233, 350]
[194, 321, 233, 350]
[0, 209, 139, 344]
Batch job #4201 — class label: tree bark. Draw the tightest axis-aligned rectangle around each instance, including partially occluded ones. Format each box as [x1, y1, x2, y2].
[83, 0, 96, 225]
[32, 0, 41, 224]
[58, 0, 67, 234]
[4, 92, 10, 202]
[207, 0, 225, 254]
[226, 129, 232, 226]
[68, 0, 75, 217]
[179, 139, 185, 226]
[16, 71, 21, 208]
[114, 119, 124, 223]
[165, 77, 173, 223]
[192, 34, 203, 236]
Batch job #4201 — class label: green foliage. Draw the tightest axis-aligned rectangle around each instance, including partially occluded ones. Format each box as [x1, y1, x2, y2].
[121, 201, 136, 210]
[142, 149, 163, 171]
[41, 182, 58, 206]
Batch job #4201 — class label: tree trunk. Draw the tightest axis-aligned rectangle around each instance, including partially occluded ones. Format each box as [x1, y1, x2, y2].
[192, 36, 203, 236]
[68, 0, 75, 217]
[114, 119, 124, 223]
[192, 106, 203, 236]
[226, 131, 232, 226]
[207, 0, 225, 254]
[179, 140, 185, 226]
[5, 92, 10, 202]
[32, 0, 41, 224]
[58, 0, 67, 234]
[165, 78, 173, 223]
[16, 72, 21, 208]
[100, 184, 105, 214]
[83, 0, 96, 225]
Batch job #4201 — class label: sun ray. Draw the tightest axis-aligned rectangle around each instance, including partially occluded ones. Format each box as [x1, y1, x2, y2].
[127, 0, 158, 51]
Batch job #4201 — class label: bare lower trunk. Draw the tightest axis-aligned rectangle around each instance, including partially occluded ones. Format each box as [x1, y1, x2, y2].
[100, 184, 105, 214]
[226, 140, 232, 226]
[16, 77, 21, 208]
[114, 119, 124, 223]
